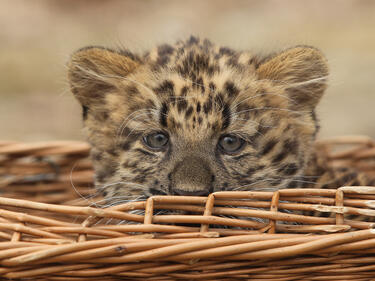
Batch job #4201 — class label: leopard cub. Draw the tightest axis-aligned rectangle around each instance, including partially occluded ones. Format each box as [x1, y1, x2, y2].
[68, 36, 374, 204]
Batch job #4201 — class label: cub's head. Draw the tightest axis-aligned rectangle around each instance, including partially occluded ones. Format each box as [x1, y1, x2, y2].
[68, 37, 328, 202]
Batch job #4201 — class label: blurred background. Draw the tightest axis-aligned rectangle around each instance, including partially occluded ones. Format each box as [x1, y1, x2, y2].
[1, 0, 374, 141]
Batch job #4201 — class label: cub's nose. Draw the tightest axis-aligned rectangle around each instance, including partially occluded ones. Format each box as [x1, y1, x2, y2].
[170, 156, 214, 196]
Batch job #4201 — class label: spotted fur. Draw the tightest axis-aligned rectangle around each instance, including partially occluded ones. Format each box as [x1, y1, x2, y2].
[68, 36, 375, 205]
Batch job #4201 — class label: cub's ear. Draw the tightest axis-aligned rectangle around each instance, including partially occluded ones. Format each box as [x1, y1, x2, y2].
[67, 47, 139, 108]
[256, 46, 328, 109]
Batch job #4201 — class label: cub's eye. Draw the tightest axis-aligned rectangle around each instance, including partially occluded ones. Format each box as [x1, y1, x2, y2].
[143, 132, 169, 150]
[218, 134, 245, 154]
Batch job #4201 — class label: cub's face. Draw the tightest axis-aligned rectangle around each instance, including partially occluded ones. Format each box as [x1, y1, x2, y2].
[68, 37, 328, 202]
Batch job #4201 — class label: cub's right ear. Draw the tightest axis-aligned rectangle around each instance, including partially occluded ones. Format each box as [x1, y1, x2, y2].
[256, 46, 328, 110]
[67, 46, 139, 109]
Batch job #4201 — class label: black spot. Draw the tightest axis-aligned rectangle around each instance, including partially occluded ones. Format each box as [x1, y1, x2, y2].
[283, 139, 299, 155]
[160, 103, 169, 127]
[222, 182, 229, 190]
[270, 179, 282, 186]
[176, 53, 193, 78]
[211, 121, 219, 131]
[214, 93, 224, 107]
[227, 54, 240, 67]
[203, 98, 213, 114]
[219, 47, 235, 56]
[197, 116, 203, 124]
[247, 166, 261, 175]
[185, 106, 194, 118]
[157, 44, 174, 57]
[278, 163, 299, 176]
[180, 86, 189, 96]
[156, 44, 174, 66]
[177, 99, 188, 112]
[224, 81, 239, 97]
[272, 150, 288, 164]
[96, 167, 116, 183]
[195, 77, 205, 93]
[221, 103, 231, 129]
[196, 102, 201, 113]
[176, 46, 185, 59]
[207, 65, 217, 76]
[82, 105, 88, 120]
[187, 36, 199, 45]
[195, 54, 209, 73]
[209, 82, 216, 92]
[156, 55, 170, 66]
[260, 140, 277, 156]
[154, 80, 175, 96]
[120, 140, 132, 151]
[177, 49, 218, 79]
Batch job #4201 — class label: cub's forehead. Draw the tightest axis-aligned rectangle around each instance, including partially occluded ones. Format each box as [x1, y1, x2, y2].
[119, 58, 278, 140]
[155, 77, 234, 134]
[144, 71, 260, 138]
[146, 36, 258, 75]
[117, 39, 283, 138]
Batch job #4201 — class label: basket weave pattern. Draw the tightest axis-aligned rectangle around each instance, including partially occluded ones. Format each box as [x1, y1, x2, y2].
[0, 136, 375, 280]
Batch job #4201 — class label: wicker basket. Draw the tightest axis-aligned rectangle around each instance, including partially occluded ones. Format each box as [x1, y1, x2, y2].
[0, 136, 375, 280]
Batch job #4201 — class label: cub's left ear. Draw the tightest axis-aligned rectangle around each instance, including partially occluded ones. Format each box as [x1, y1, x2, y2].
[256, 46, 329, 109]
[67, 47, 139, 109]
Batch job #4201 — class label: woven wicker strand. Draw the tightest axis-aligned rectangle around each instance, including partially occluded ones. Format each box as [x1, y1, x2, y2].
[0, 136, 375, 280]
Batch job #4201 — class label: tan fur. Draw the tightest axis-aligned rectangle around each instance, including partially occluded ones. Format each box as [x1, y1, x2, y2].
[68, 37, 374, 204]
